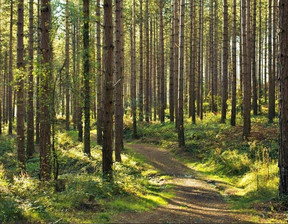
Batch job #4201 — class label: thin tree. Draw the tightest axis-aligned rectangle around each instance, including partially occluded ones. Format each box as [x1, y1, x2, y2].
[190, 0, 196, 124]
[27, 0, 34, 157]
[159, 0, 164, 123]
[178, 0, 185, 147]
[8, 0, 13, 135]
[251, 0, 257, 115]
[96, 0, 102, 145]
[221, 0, 228, 123]
[16, 0, 25, 170]
[268, 0, 274, 123]
[65, 0, 70, 130]
[130, 0, 137, 138]
[169, 0, 174, 122]
[115, 0, 124, 161]
[102, 0, 114, 180]
[139, 0, 144, 122]
[231, 0, 237, 126]
[243, 0, 251, 138]
[83, 0, 90, 156]
[174, 0, 179, 128]
[145, 0, 149, 123]
[278, 0, 288, 197]
[39, 0, 52, 180]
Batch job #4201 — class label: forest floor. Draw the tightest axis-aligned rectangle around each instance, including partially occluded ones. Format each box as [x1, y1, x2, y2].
[113, 143, 262, 223]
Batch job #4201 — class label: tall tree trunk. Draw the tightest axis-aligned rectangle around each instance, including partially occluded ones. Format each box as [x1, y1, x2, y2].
[221, 0, 228, 123]
[198, 0, 204, 120]
[258, 0, 262, 113]
[251, 0, 257, 115]
[114, 0, 124, 162]
[169, 0, 174, 122]
[40, 0, 52, 180]
[8, 0, 13, 135]
[83, 0, 90, 156]
[139, 0, 144, 122]
[278, 0, 288, 197]
[190, 0, 196, 124]
[27, 0, 34, 158]
[159, 0, 165, 123]
[268, 0, 275, 122]
[243, 0, 251, 138]
[131, 0, 137, 138]
[102, 0, 114, 181]
[212, 0, 218, 113]
[36, 0, 40, 144]
[145, 0, 150, 123]
[178, 0, 185, 147]
[16, 0, 25, 170]
[96, 0, 103, 145]
[231, 0, 237, 126]
[174, 0, 179, 128]
[65, 0, 70, 130]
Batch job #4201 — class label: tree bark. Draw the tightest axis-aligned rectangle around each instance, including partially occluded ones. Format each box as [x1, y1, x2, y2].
[139, 0, 144, 122]
[231, 0, 237, 126]
[178, 0, 185, 147]
[40, 0, 52, 180]
[169, 0, 174, 122]
[279, 0, 288, 197]
[83, 0, 90, 156]
[27, 0, 34, 158]
[221, 0, 228, 123]
[102, 0, 114, 181]
[114, 0, 124, 162]
[8, 0, 13, 135]
[159, 0, 165, 123]
[65, 0, 70, 130]
[145, 0, 150, 123]
[96, 0, 102, 145]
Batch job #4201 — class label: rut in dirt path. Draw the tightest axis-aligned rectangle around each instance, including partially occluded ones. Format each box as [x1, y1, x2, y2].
[114, 143, 257, 223]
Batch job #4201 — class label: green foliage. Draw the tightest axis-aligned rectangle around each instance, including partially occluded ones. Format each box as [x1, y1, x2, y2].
[0, 126, 172, 223]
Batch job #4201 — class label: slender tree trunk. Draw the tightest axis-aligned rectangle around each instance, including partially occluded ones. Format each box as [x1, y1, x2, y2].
[178, 0, 185, 147]
[114, 0, 124, 162]
[16, 0, 25, 170]
[83, 0, 90, 156]
[27, 0, 34, 157]
[36, 0, 40, 144]
[139, 0, 144, 122]
[268, 0, 275, 122]
[258, 0, 262, 113]
[252, 0, 257, 115]
[169, 0, 174, 122]
[65, 0, 70, 130]
[212, 0, 218, 113]
[174, 0, 179, 128]
[243, 0, 251, 138]
[40, 0, 52, 180]
[145, 0, 150, 123]
[278, 0, 288, 197]
[102, 0, 114, 181]
[159, 0, 165, 123]
[198, 0, 204, 120]
[190, 0, 196, 124]
[96, 0, 102, 145]
[131, 0, 137, 138]
[221, 0, 228, 123]
[8, 0, 13, 135]
[231, 0, 237, 126]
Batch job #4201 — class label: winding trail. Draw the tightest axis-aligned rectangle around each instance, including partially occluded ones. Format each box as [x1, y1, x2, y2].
[114, 143, 258, 223]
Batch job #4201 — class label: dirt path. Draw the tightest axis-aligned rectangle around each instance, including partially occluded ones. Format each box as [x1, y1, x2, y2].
[114, 143, 259, 223]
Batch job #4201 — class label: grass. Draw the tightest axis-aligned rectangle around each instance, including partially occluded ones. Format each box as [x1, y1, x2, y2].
[124, 109, 287, 222]
[0, 120, 173, 223]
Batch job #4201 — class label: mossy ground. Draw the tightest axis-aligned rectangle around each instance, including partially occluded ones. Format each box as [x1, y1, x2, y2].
[124, 109, 288, 222]
[0, 119, 173, 223]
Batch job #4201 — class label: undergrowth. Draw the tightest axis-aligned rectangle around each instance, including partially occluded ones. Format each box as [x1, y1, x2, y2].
[0, 122, 172, 223]
[124, 111, 287, 222]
